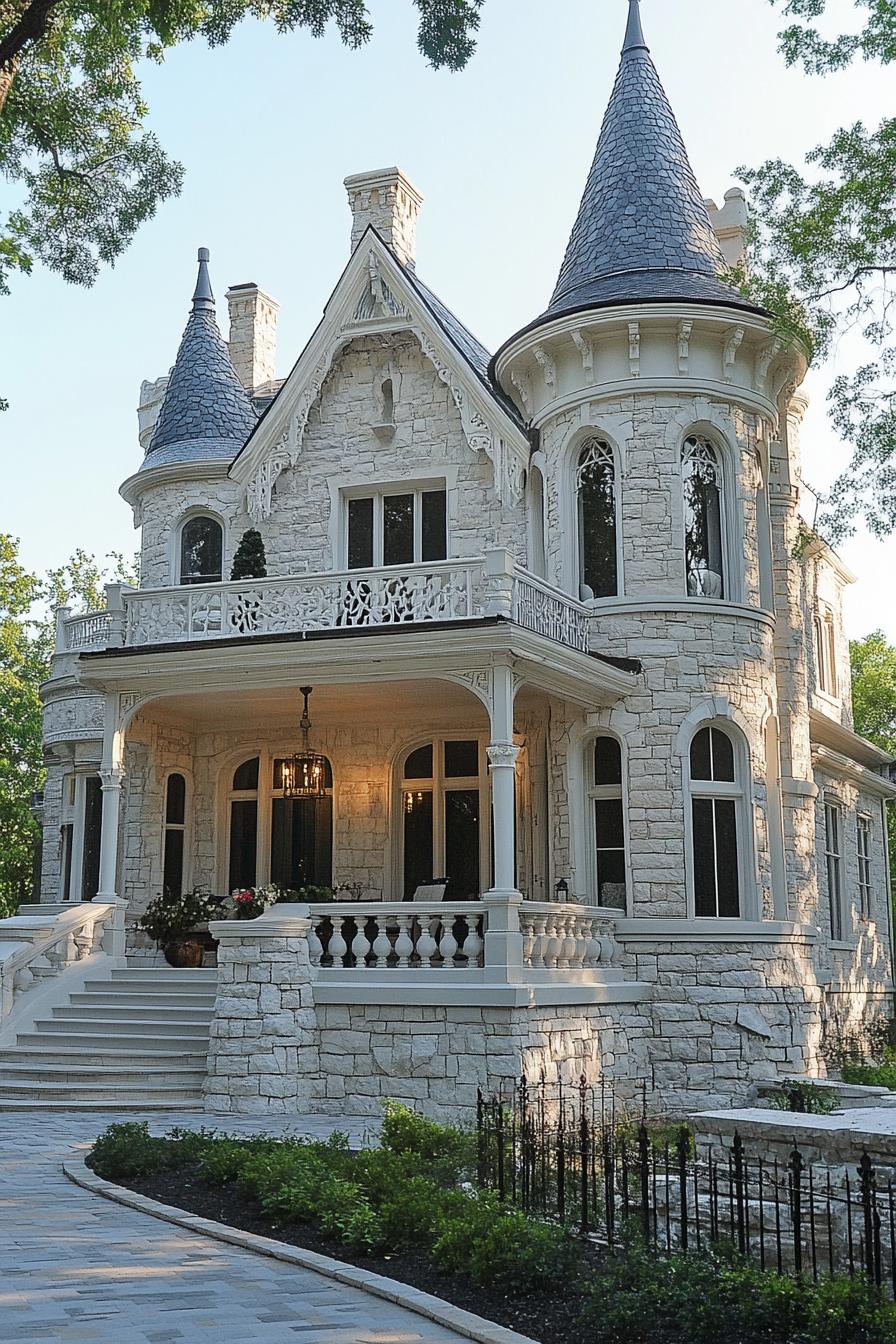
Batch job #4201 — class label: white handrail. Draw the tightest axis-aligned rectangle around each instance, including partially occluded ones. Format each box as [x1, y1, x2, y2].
[0, 902, 124, 1023]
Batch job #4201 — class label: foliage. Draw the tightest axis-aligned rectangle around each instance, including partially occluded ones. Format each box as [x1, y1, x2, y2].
[89, 1120, 219, 1179]
[840, 1061, 896, 1091]
[230, 529, 267, 581]
[379, 1098, 475, 1181]
[0, 535, 136, 915]
[432, 1193, 581, 1291]
[849, 630, 896, 892]
[277, 884, 337, 904]
[764, 1081, 838, 1114]
[223, 885, 279, 920]
[137, 886, 222, 944]
[740, 2, 896, 540]
[586, 1242, 896, 1344]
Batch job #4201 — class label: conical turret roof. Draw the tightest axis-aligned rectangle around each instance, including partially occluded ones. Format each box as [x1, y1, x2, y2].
[144, 249, 257, 469]
[521, 1, 762, 333]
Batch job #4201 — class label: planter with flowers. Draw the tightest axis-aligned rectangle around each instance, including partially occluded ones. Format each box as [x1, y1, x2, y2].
[137, 888, 223, 967]
[224, 886, 281, 920]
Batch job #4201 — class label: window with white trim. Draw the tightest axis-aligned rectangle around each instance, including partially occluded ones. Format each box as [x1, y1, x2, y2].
[689, 725, 742, 917]
[682, 436, 725, 598]
[226, 754, 333, 892]
[399, 738, 488, 900]
[162, 773, 188, 897]
[825, 800, 844, 940]
[179, 515, 223, 585]
[346, 488, 447, 569]
[576, 438, 618, 600]
[857, 814, 873, 921]
[588, 735, 627, 909]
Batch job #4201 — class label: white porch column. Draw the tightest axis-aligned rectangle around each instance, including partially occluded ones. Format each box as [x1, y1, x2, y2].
[95, 767, 125, 901]
[487, 742, 521, 894]
[484, 661, 523, 976]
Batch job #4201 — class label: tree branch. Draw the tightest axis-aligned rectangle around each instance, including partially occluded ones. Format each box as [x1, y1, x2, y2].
[0, 0, 65, 69]
[807, 266, 896, 302]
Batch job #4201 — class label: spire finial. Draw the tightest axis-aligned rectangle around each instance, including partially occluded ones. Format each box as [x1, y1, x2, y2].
[623, 0, 648, 55]
[192, 246, 215, 312]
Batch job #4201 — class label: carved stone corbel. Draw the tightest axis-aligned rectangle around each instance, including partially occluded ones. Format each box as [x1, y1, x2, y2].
[722, 326, 745, 383]
[677, 320, 693, 376]
[571, 328, 594, 378]
[628, 323, 641, 378]
[533, 345, 556, 393]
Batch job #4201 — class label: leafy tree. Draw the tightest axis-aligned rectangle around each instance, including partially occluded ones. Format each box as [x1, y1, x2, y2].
[740, 1, 895, 541]
[231, 528, 267, 581]
[0, 535, 137, 915]
[0, 0, 483, 317]
[850, 629, 896, 891]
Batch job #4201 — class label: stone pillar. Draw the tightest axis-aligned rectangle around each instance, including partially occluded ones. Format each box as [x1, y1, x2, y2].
[95, 768, 124, 901]
[205, 905, 319, 1115]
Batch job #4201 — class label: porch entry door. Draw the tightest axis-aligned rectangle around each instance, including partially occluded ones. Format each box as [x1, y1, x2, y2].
[401, 738, 489, 900]
[226, 754, 333, 892]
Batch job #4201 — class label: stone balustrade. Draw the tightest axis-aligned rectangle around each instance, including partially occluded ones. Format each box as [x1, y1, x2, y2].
[520, 901, 615, 970]
[58, 553, 591, 655]
[0, 902, 125, 1025]
[307, 902, 485, 970]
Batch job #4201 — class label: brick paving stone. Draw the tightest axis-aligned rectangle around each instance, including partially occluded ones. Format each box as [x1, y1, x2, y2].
[0, 1111, 468, 1344]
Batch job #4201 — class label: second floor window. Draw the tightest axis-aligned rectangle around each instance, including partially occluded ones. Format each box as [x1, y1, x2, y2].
[857, 815, 873, 920]
[825, 801, 844, 941]
[577, 438, 618, 600]
[815, 608, 838, 697]
[347, 488, 447, 569]
[683, 436, 725, 599]
[180, 516, 223, 585]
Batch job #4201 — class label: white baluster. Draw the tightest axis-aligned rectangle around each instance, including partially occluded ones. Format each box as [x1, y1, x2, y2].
[394, 915, 414, 968]
[544, 916, 562, 970]
[416, 916, 438, 968]
[329, 919, 348, 968]
[307, 921, 323, 968]
[351, 920, 371, 969]
[584, 918, 603, 968]
[520, 912, 536, 968]
[562, 915, 581, 970]
[13, 966, 34, 994]
[372, 920, 392, 967]
[462, 917, 483, 967]
[438, 917, 458, 967]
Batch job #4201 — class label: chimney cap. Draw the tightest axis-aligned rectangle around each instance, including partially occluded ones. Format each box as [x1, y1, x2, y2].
[344, 166, 424, 206]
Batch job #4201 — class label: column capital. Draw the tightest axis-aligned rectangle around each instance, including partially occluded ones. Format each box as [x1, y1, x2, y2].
[487, 742, 521, 770]
[99, 767, 126, 791]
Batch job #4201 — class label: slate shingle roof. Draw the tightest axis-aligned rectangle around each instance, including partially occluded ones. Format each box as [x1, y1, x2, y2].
[144, 251, 257, 470]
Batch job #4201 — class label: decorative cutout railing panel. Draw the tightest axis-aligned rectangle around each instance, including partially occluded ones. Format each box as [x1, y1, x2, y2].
[513, 576, 590, 653]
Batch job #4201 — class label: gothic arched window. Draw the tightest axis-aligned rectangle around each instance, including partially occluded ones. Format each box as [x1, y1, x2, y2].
[180, 516, 223, 586]
[577, 438, 618, 600]
[682, 436, 725, 598]
[689, 724, 745, 918]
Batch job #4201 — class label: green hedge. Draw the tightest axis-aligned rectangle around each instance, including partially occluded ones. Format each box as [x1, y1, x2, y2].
[840, 1062, 896, 1090]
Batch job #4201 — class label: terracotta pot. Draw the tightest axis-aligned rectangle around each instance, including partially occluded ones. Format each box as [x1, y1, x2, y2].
[163, 937, 205, 968]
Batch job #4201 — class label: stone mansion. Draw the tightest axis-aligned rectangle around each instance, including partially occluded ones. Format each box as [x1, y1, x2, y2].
[3, 0, 893, 1117]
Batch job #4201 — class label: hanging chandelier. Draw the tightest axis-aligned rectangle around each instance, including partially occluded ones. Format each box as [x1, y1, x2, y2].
[282, 686, 328, 800]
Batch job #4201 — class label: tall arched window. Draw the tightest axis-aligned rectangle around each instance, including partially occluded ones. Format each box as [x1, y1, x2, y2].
[528, 465, 546, 579]
[226, 753, 333, 891]
[400, 738, 488, 900]
[588, 736, 627, 910]
[180, 516, 223, 585]
[682, 436, 725, 598]
[162, 772, 188, 897]
[689, 724, 744, 917]
[576, 438, 618, 600]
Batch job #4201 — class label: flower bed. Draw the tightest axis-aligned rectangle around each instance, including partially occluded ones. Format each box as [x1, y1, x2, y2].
[87, 1108, 896, 1344]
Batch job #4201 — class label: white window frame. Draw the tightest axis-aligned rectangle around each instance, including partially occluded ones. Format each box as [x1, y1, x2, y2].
[825, 799, 845, 941]
[815, 606, 839, 699]
[220, 748, 334, 891]
[586, 733, 629, 912]
[396, 735, 491, 899]
[174, 510, 226, 586]
[684, 720, 755, 920]
[857, 813, 873, 921]
[161, 770, 191, 896]
[575, 436, 621, 602]
[341, 480, 450, 569]
[681, 434, 728, 600]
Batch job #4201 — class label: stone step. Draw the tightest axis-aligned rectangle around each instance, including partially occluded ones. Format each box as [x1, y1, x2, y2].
[110, 968, 218, 983]
[32, 1016, 213, 1037]
[0, 1081, 203, 1102]
[15, 1028, 211, 1050]
[0, 1045, 207, 1065]
[0, 1098, 203, 1112]
[73, 989, 217, 1008]
[49, 1003, 214, 1023]
[0, 1062, 207, 1083]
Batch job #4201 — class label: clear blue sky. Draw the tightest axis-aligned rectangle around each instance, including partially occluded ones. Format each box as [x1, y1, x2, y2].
[1, 0, 893, 636]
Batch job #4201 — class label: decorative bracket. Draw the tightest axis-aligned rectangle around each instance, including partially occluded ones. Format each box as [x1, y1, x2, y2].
[533, 345, 556, 393]
[628, 323, 641, 378]
[755, 338, 783, 394]
[722, 326, 745, 383]
[677, 320, 693, 376]
[571, 328, 594, 378]
[509, 369, 533, 418]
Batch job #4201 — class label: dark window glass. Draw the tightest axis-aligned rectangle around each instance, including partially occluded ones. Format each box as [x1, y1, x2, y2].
[692, 798, 717, 917]
[165, 773, 186, 825]
[81, 776, 102, 901]
[61, 824, 73, 901]
[383, 494, 414, 566]
[690, 728, 712, 781]
[692, 797, 740, 917]
[715, 800, 740, 916]
[594, 736, 622, 786]
[180, 517, 223, 585]
[690, 727, 735, 783]
[683, 439, 724, 598]
[594, 798, 626, 909]
[403, 790, 434, 899]
[228, 800, 257, 890]
[421, 490, 447, 562]
[579, 446, 617, 599]
[273, 757, 333, 790]
[404, 744, 433, 780]
[444, 740, 479, 779]
[271, 796, 333, 890]
[445, 789, 480, 901]
[594, 798, 624, 850]
[162, 829, 185, 898]
[347, 497, 374, 570]
[233, 757, 259, 791]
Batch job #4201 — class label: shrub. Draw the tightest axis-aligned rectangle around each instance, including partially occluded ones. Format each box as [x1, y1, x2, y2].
[315, 1176, 382, 1253]
[197, 1137, 270, 1186]
[379, 1102, 474, 1184]
[764, 1082, 839, 1114]
[90, 1122, 168, 1178]
[841, 1062, 896, 1090]
[433, 1193, 581, 1292]
[376, 1176, 469, 1254]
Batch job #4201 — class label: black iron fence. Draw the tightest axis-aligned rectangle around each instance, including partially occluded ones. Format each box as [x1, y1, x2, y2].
[476, 1076, 896, 1296]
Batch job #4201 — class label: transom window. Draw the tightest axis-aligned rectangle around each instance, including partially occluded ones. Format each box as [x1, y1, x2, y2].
[576, 438, 618, 600]
[226, 753, 333, 892]
[825, 801, 844, 940]
[400, 738, 488, 900]
[180, 516, 223, 585]
[588, 736, 627, 910]
[689, 725, 742, 917]
[347, 488, 447, 569]
[162, 773, 188, 897]
[682, 436, 725, 599]
[857, 815, 873, 920]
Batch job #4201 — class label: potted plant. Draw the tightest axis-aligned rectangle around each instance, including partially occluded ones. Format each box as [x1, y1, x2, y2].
[224, 885, 281, 920]
[138, 887, 221, 967]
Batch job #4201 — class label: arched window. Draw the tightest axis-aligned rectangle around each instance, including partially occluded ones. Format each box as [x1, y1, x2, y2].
[180, 516, 223, 585]
[528, 465, 546, 579]
[689, 724, 744, 917]
[682, 436, 725, 598]
[588, 736, 627, 910]
[162, 772, 188, 897]
[576, 438, 618, 600]
[226, 753, 333, 892]
[400, 738, 488, 900]
[814, 607, 838, 697]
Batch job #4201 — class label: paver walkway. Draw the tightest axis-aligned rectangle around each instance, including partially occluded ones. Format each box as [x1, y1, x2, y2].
[0, 1111, 470, 1344]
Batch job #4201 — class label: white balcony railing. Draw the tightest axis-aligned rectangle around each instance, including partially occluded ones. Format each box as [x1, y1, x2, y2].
[57, 552, 592, 656]
[307, 902, 486, 971]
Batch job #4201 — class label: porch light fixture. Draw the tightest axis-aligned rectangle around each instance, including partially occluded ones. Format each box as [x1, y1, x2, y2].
[554, 878, 569, 902]
[282, 686, 328, 800]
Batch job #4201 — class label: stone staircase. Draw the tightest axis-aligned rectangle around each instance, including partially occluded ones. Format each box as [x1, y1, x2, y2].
[0, 965, 217, 1110]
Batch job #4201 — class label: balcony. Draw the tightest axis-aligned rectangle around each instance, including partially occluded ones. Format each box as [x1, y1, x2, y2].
[57, 552, 591, 656]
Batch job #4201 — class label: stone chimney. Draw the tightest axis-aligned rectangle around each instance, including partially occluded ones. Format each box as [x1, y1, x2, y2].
[345, 168, 423, 270]
[137, 375, 170, 452]
[705, 188, 749, 268]
[225, 283, 280, 392]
